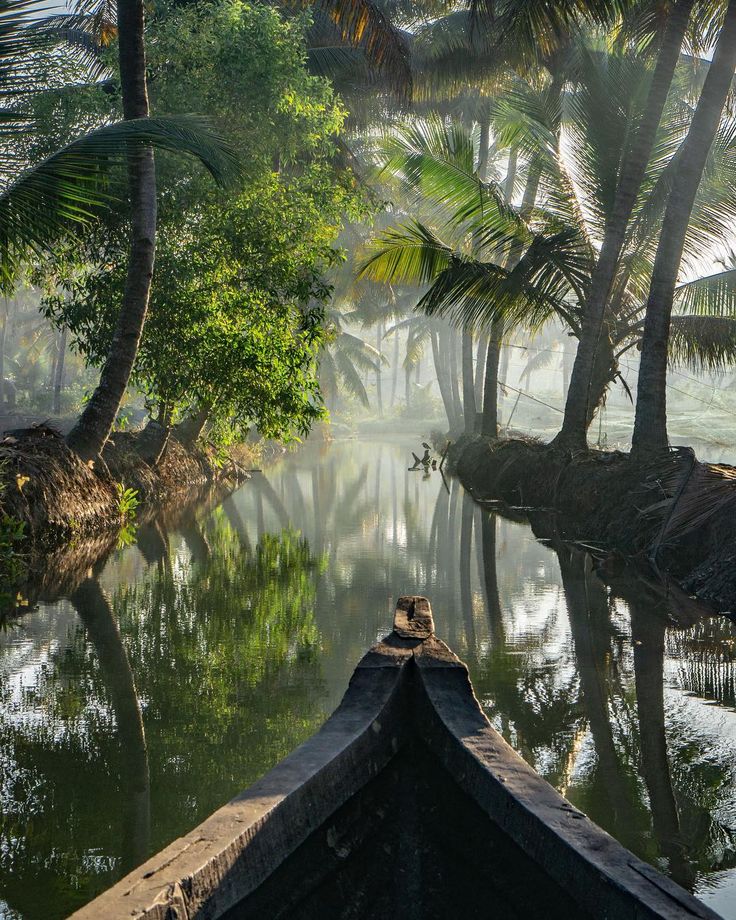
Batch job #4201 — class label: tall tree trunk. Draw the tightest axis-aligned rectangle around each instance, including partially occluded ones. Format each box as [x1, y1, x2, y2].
[480, 148, 522, 438]
[49, 333, 58, 408]
[462, 330, 476, 434]
[520, 160, 541, 216]
[66, 0, 156, 461]
[375, 323, 384, 417]
[390, 330, 399, 407]
[553, 0, 696, 450]
[561, 335, 574, 400]
[503, 147, 517, 201]
[498, 342, 509, 417]
[52, 325, 67, 415]
[0, 298, 7, 411]
[633, 0, 736, 456]
[431, 328, 457, 430]
[474, 335, 487, 409]
[448, 327, 463, 426]
[482, 323, 502, 438]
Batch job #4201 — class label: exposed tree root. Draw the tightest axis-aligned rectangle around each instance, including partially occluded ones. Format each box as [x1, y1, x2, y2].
[0, 424, 252, 550]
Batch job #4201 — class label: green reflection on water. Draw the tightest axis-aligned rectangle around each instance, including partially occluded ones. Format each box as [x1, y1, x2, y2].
[1, 523, 327, 918]
[3, 440, 736, 919]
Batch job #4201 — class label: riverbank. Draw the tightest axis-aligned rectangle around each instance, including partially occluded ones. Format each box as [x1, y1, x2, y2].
[450, 435, 736, 613]
[0, 424, 253, 561]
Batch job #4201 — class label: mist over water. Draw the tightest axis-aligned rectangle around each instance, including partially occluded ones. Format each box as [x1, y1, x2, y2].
[2, 439, 736, 918]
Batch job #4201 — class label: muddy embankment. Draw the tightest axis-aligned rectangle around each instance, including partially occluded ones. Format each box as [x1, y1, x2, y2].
[12, 479, 236, 613]
[0, 424, 253, 560]
[450, 435, 736, 613]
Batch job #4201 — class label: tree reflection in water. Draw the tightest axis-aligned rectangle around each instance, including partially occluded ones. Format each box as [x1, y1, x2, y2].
[4, 440, 736, 919]
[0, 519, 325, 918]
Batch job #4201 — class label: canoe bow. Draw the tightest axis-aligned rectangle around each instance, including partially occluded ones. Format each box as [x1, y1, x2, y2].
[70, 596, 719, 920]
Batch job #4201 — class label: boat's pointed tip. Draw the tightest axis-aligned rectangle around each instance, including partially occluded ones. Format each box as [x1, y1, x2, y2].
[393, 595, 434, 640]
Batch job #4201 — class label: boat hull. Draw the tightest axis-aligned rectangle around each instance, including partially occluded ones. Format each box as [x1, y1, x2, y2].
[70, 597, 719, 920]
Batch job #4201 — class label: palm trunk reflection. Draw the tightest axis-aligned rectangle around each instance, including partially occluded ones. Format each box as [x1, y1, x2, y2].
[70, 578, 151, 874]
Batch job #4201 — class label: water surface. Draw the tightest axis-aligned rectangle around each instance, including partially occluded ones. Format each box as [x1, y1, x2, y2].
[2, 439, 736, 918]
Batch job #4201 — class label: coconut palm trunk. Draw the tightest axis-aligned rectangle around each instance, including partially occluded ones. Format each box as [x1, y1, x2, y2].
[553, 0, 696, 450]
[52, 326, 67, 415]
[375, 323, 384, 417]
[479, 148, 520, 439]
[431, 328, 458, 429]
[449, 327, 463, 424]
[66, 0, 156, 460]
[474, 336, 486, 408]
[0, 297, 8, 410]
[461, 331, 477, 433]
[633, 0, 736, 457]
[482, 329, 501, 437]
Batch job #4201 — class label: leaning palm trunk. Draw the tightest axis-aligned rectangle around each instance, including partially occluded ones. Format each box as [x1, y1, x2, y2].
[632, 0, 736, 457]
[67, 0, 156, 461]
[553, 0, 696, 450]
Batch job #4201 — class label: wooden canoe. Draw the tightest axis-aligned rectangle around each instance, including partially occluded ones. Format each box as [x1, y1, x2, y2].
[71, 596, 720, 920]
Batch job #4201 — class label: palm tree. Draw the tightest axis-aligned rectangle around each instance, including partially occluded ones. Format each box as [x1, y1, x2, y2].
[361, 97, 736, 438]
[360, 116, 587, 436]
[319, 306, 386, 412]
[66, 0, 170, 460]
[554, 0, 698, 449]
[0, 0, 238, 456]
[632, 0, 736, 456]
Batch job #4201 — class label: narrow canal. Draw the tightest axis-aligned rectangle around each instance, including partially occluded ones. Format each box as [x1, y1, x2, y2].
[2, 439, 736, 919]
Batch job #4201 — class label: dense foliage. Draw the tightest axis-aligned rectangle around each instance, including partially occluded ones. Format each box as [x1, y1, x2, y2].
[43, 0, 368, 441]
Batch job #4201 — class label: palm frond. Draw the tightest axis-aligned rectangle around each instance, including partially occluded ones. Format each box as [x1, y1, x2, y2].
[337, 330, 388, 367]
[334, 348, 371, 405]
[411, 11, 503, 102]
[316, 0, 411, 96]
[520, 346, 557, 383]
[418, 228, 588, 334]
[668, 315, 736, 371]
[307, 43, 370, 81]
[0, 115, 240, 283]
[358, 221, 454, 285]
[377, 116, 509, 228]
[674, 268, 736, 317]
[490, 0, 623, 66]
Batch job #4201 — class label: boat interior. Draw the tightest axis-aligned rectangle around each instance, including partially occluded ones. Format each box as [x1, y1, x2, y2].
[225, 702, 592, 920]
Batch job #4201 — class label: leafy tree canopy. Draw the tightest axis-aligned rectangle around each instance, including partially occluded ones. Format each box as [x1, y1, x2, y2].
[41, 0, 370, 440]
